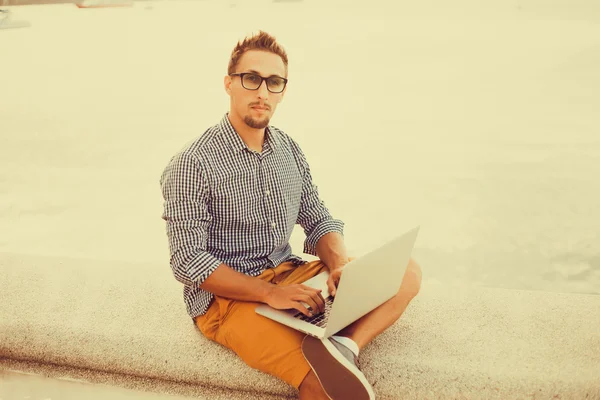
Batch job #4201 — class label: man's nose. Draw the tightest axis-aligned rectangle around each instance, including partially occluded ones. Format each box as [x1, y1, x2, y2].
[256, 80, 270, 98]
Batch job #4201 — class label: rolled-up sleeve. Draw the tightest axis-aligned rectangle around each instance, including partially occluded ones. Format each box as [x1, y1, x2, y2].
[290, 139, 345, 256]
[160, 152, 222, 287]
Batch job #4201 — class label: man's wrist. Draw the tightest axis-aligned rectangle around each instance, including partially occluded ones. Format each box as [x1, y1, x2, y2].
[315, 232, 349, 271]
[259, 281, 276, 304]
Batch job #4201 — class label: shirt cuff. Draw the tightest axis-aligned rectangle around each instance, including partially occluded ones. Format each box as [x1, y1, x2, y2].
[175, 250, 223, 286]
[303, 219, 345, 256]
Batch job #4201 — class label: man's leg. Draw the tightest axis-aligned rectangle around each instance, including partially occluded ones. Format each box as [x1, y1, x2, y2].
[335, 257, 423, 349]
[298, 370, 330, 400]
[195, 260, 333, 399]
[299, 257, 423, 399]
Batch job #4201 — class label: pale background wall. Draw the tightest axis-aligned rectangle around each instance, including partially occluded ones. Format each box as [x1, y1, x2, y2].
[1, 0, 599, 295]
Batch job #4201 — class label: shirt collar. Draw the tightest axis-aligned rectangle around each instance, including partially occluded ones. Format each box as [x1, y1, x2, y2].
[219, 113, 279, 154]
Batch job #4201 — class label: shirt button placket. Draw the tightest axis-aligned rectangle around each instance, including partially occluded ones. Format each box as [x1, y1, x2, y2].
[258, 155, 276, 238]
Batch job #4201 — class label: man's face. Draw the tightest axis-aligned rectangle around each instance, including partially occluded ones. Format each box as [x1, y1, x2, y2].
[225, 50, 287, 130]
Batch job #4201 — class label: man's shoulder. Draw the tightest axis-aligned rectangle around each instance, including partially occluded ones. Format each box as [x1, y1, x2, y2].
[170, 125, 221, 163]
[160, 125, 224, 186]
[268, 124, 302, 152]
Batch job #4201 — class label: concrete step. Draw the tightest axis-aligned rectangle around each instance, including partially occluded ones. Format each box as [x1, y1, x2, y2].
[0, 359, 286, 400]
[1, 252, 599, 399]
[0, 368, 195, 400]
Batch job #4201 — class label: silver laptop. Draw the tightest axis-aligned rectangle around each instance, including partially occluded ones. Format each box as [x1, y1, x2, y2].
[255, 225, 420, 339]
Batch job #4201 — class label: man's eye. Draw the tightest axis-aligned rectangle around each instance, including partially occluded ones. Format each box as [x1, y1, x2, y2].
[268, 78, 283, 86]
[247, 74, 261, 82]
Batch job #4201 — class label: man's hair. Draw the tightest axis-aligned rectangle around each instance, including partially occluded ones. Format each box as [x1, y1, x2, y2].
[227, 30, 289, 77]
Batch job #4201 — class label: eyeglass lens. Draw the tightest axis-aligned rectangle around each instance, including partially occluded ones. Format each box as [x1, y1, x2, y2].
[242, 74, 286, 93]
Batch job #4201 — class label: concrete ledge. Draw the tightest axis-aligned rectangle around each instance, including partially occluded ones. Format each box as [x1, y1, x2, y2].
[1, 252, 599, 399]
[0, 358, 286, 400]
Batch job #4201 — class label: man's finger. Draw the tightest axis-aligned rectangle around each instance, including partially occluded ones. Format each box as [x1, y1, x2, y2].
[327, 277, 337, 295]
[298, 295, 319, 316]
[329, 277, 339, 297]
[332, 271, 342, 284]
[294, 303, 311, 317]
[308, 289, 326, 314]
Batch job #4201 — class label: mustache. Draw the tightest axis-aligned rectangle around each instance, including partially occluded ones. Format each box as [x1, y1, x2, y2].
[250, 103, 270, 110]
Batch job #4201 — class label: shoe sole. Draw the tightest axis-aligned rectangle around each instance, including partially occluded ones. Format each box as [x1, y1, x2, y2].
[301, 336, 375, 400]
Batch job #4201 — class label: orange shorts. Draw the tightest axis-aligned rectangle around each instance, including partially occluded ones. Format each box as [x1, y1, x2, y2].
[194, 259, 329, 389]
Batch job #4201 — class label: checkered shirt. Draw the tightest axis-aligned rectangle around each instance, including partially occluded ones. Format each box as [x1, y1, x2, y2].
[160, 113, 345, 318]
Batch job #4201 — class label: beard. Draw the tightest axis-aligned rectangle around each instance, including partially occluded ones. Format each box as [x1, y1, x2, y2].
[244, 114, 270, 129]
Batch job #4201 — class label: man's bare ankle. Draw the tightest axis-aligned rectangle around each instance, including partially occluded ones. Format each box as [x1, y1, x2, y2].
[299, 370, 329, 400]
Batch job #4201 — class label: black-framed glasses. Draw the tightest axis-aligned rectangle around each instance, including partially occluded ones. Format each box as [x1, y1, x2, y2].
[230, 72, 288, 93]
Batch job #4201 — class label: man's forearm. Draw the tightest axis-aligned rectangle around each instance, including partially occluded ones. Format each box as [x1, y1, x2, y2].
[315, 231, 349, 270]
[200, 264, 274, 303]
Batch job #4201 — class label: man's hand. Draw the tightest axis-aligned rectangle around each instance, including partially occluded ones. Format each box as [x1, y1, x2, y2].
[264, 284, 326, 317]
[327, 256, 356, 297]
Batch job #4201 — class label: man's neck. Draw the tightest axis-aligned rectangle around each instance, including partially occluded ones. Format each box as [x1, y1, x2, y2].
[227, 112, 265, 153]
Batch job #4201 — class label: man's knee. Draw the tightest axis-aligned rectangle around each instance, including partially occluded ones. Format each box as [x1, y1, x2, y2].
[399, 258, 422, 299]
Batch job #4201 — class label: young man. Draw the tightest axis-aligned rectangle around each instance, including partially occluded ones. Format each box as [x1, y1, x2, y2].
[160, 31, 422, 400]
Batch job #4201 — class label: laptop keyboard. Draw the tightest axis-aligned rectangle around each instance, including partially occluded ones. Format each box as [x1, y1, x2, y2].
[293, 295, 334, 328]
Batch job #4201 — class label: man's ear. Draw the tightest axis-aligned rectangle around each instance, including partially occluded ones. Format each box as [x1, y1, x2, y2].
[224, 75, 232, 94]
